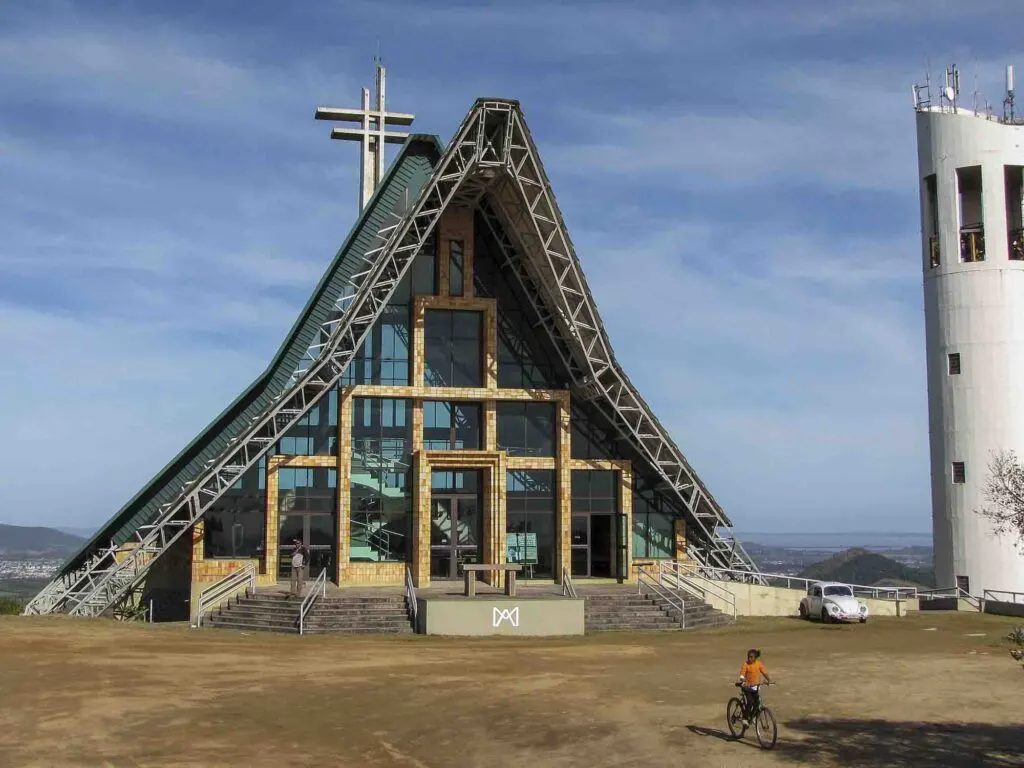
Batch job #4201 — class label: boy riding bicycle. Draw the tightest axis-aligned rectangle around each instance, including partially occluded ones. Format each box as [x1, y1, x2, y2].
[738, 648, 771, 723]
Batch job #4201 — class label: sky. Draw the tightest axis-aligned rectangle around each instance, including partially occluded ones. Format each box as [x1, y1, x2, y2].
[1, 0, 1021, 536]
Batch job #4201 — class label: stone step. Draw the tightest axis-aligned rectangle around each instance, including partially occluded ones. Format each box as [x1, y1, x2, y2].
[302, 625, 413, 635]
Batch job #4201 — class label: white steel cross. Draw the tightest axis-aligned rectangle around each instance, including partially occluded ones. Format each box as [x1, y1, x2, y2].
[315, 60, 416, 212]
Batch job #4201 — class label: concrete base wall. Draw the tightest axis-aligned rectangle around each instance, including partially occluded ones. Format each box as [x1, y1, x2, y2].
[983, 599, 1024, 617]
[685, 575, 918, 618]
[416, 598, 584, 636]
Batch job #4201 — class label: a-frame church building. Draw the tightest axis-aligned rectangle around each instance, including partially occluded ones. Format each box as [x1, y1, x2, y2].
[26, 71, 758, 622]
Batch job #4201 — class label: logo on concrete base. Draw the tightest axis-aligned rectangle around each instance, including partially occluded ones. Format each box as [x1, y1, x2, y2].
[493, 606, 519, 628]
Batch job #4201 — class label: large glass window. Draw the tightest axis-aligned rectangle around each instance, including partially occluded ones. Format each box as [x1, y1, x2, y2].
[350, 398, 412, 562]
[570, 404, 620, 460]
[277, 467, 337, 513]
[424, 310, 482, 387]
[506, 470, 556, 578]
[342, 276, 411, 386]
[449, 240, 464, 297]
[571, 470, 618, 514]
[275, 388, 338, 456]
[632, 494, 674, 559]
[204, 459, 266, 559]
[423, 401, 482, 450]
[497, 401, 556, 457]
[409, 238, 438, 295]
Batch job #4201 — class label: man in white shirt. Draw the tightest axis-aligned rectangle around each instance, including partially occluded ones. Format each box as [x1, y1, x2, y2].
[289, 537, 306, 597]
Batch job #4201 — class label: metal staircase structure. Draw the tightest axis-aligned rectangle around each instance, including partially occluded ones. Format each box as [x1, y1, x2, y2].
[26, 99, 758, 619]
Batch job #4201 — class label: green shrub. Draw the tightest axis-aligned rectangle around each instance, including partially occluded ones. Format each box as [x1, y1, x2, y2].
[0, 598, 24, 615]
[1009, 627, 1024, 666]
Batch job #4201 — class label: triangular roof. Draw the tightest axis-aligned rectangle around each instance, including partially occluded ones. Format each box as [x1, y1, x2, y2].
[30, 99, 755, 617]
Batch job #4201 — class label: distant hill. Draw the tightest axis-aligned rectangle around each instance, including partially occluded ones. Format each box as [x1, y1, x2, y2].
[799, 548, 935, 588]
[0, 524, 83, 555]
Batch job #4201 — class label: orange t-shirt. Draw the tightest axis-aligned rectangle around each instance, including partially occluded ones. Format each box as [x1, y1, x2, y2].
[740, 660, 767, 685]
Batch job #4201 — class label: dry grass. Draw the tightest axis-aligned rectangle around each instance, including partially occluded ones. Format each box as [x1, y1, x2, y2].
[0, 612, 1022, 767]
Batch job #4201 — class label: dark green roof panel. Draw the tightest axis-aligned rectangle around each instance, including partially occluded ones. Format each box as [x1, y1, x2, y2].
[61, 136, 442, 575]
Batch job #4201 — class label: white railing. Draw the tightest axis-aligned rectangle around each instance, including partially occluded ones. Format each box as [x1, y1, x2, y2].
[405, 565, 417, 625]
[195, 563, 256, 628]
[659, 561, 736, 618]
[298, 568, 327, 636]
[561, 568, 578, 599]
[983, 589, 1024, 604]
[675, 561, 919, 600]
[919, 586, 982, 611]
[637, 565, 686, 628]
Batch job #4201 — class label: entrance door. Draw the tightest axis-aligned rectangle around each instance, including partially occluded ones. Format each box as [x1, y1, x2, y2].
[430, 495, 481, 579]
[570, 514, 614, 577]
[278, 512, 337, 580]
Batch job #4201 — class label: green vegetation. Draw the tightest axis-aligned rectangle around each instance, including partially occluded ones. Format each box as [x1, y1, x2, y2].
[1009, 627, 1024, 670]
[799, 548, 935, 588]
[0, 598, 24, 615]
[0, 579, 49, 601]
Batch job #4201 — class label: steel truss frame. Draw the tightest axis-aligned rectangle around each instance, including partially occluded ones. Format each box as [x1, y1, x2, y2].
[26, 99, 756, 618]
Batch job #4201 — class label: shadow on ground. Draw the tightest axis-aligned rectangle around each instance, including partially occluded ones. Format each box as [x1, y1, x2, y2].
[777, 718, 1024, 767]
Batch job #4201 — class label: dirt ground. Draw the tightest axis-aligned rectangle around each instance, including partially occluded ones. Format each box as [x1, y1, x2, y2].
[0, 613, 1022, 768]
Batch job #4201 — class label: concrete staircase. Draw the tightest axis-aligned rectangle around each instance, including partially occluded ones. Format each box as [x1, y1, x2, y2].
[582, 588, 733, 632]
[205, 592, 413, 635]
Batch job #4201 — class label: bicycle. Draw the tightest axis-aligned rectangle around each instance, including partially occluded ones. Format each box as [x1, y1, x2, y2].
[726, 681, 778, 749]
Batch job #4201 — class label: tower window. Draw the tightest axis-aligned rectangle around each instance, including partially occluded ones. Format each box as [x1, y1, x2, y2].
[1005, 166, 1024, 260]
[925, 174, 940, 268]
[957, 166, 985, 262]
[952, 462, 966, 484]
[947, 353, 961, 375]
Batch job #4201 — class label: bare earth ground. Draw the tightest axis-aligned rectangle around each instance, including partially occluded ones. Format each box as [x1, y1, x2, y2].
[0, 613, 1022, 768]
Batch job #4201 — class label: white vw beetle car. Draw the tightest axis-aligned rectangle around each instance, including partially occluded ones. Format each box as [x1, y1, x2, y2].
[799, 582, 869, 623]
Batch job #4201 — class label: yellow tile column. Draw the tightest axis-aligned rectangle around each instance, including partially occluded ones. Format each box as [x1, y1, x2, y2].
[412, 452, 430, 587]
[266, 457, 282, 582]
[556, 396, 572, 583]
[620, 464, 634, 582]
[412, 299, 427, 387]
[337, 390, 354, 583]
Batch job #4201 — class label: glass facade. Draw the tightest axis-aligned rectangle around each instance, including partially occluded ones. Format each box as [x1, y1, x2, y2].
[506, 470, 556, 578]
[350, 398, 412, 562]
[496, 401, 556, 457]
[204, 459, 266, 559]
[571, 470, 619, 577]
[423, 401, 482, 450]
[277, 467, 337, 578]
[632, 474, 680, 559]
[409, 239, 438, 296]
[570, 403, 620, 460]
[473, 218, 562, 389]
[275, 388, 338, 456]
[424, 309, 482, 387]
[342, 275, 411, 386]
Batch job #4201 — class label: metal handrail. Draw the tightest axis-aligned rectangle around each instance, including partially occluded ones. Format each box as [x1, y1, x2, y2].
[676, 561, 919, 600]
[298, 567, 327, 636]
[561, 568, 578, 599]
[195, 562, 256, 628]
[919, 586, 982, 610]
[983, 589, 1024, 603]
[637, 565, 685, 628]
[660, 561, 736, 618]
[405, 565, 417, 625]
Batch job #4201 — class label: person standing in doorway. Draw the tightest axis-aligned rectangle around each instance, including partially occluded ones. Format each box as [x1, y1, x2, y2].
[289, 537, 306, 597]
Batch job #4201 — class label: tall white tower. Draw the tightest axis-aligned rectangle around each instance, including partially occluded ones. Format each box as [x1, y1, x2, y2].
[914, 65, 1024, 598]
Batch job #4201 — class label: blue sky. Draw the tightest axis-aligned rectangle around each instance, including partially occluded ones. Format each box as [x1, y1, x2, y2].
[1, 0, 1021, 535]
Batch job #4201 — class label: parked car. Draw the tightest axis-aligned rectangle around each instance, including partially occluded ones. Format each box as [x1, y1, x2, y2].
[799, 581, 868, 623]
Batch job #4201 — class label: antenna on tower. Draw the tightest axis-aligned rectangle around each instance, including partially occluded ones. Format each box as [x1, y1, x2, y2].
[1005, 64, 1016, 123]
[943, 64, 960, 110]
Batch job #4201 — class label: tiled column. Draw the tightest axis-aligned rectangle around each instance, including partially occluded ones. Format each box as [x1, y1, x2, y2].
[412, 452, 430, 587]
[437, 207, 475, 298]
[412, 300, 427, 387]
[556, 397, 573, 583]
[337, 391, 354, 583]
[619, 463, 634, 582]
[266, 457, 282, 581]
[674, 519, 689, 561]
[484, 401, 497, 451]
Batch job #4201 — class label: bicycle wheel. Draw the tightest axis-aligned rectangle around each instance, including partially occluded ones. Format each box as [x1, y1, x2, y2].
[755, 706, 778, 749]
[726, 698, 746, 738]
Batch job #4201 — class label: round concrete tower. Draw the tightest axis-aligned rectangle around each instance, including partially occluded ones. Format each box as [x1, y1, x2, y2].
[915, 66, 1024, 598]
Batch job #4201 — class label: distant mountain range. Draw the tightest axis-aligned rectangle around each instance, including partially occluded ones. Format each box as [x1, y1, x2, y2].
[798, 547, 935, 588]
[0, 524, 83, 556]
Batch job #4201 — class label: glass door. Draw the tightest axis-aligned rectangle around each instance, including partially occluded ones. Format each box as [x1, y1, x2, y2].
[277, 513, 337, 580]
[430, 495, 480, 579]
[570, 514, 615, 577]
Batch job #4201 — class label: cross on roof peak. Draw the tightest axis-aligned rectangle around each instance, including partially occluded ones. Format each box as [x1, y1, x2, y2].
[314, 60, 416, 212]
